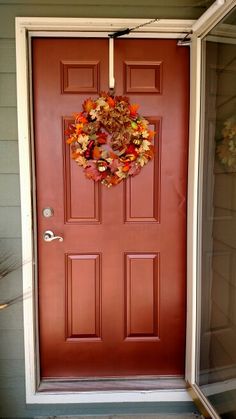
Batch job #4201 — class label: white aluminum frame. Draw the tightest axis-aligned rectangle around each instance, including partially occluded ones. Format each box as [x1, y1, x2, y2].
[14, 8, 234, 405]
[186, 1, 236, 418]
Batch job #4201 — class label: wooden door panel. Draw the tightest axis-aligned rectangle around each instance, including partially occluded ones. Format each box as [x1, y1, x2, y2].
[125, 61, 162, 94]
[125, 118, 160, 222]
[66, 254, 101, 340]
[33, 38, 189, 378]
[64, 118, 101, 223]
[61, 60, 100, 94]
[125, 253, 159, 339]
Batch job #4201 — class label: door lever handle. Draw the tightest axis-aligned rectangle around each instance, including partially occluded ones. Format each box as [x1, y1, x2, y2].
[43, 230, 64, 242]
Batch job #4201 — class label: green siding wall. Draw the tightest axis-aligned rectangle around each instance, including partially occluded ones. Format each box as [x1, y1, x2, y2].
[0, 0, 211, 417]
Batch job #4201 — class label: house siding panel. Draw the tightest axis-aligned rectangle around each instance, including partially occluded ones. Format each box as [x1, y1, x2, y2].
[0, 108, 18, 140]
[0, 269, 23, 300]
[0, 74, 17, 107]
[0, 330, 24, 360]
[0, 2, 211, 37]
[0, 0, 209, 416]
[0, 303, 23, 331]
[0, 39, 16, 73]
[0, 141, 19, 173]
[0, 207, 21, 237]
[0, 175, 20, 206]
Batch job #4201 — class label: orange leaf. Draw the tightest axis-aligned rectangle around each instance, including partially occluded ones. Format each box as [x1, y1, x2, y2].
[71, 150, 81, 159]
[107, 97, 115, 108]
[110, 151, 118, 160]
[129, 104, 139, 117]
[93, 146, 101, 159]
[79, 116, 88, 124]
[67, 136, 76, 145]
[75, 123, 84, 133]
[122, 164, 130, 172]
[148, 130, 156, 139]
[73, 112, 87, 124]
[83, 98, 96, 113]
[146, 146, 155, 159]
[110, 176, 120, 185]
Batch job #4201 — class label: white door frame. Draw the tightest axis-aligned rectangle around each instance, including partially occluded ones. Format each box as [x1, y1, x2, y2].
[14, 9, 233, 405]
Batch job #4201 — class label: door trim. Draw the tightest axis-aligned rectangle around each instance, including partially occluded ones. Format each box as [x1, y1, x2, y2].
[16, 17, 193, 404]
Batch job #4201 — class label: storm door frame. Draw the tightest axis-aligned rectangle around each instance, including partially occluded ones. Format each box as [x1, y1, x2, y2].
[187, 1, 236, 418]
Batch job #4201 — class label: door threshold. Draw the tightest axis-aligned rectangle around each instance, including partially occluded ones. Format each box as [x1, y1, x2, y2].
[38, 376, 186, 392]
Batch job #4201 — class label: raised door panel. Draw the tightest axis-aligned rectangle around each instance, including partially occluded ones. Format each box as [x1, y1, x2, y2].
[125, 61, 162, 94]
[63, 118, 101, 223]
[61, 61, 99, 94]
[125, 253, 160, 340]
[66, 254, 101, 340]
[125, 118, 161, 222]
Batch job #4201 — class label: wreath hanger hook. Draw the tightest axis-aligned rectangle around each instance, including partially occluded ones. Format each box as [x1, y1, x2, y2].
[108, 19, 160, 94]
[108, 37, 115, 94]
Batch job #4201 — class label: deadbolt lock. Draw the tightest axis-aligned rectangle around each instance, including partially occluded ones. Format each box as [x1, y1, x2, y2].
[42, 207, 54, 218]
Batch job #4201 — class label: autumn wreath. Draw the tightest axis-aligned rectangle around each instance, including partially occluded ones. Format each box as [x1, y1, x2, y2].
[216, 117, 236, 171]
[66, 92, 155, 187]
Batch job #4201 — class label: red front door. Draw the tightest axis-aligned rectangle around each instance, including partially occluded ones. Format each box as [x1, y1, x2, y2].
[33, 38, 189, 379]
